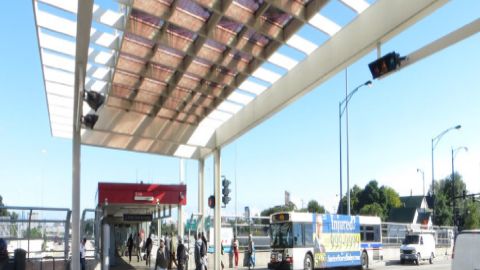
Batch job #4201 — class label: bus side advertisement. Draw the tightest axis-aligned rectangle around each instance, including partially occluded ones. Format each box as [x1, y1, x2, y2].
[313, 214, 361, 268]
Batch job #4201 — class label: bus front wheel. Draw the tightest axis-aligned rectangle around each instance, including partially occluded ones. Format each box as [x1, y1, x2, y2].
[304, 254, 313, 270]
[361, 251, 368, 269]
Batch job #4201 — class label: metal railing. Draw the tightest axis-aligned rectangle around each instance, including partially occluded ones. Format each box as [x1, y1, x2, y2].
[381, 222, 454, 247]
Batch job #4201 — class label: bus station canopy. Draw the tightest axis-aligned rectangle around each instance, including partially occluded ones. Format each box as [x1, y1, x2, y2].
[33, 0, 447, 159]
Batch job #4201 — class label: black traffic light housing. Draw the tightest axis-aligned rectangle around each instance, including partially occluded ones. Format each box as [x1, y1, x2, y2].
[222, 175, 231, 205]
[208, 195, 215, 209]
[368, 52, 404, 79]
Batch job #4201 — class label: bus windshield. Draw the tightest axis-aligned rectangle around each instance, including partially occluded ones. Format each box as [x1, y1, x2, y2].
[270, 223, 293, 248]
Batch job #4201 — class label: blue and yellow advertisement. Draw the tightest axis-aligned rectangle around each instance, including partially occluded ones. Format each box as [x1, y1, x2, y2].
[312, 214, 361, 268]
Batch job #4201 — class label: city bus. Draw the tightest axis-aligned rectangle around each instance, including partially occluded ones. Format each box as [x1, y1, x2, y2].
[268, 212, 382, 270]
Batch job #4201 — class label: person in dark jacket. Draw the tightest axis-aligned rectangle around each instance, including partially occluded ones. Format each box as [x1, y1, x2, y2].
[155, 239, 169, 270]
[127, 234, 134, 263]
[176, 236, 187, 270]
[145, 234, 153, 266]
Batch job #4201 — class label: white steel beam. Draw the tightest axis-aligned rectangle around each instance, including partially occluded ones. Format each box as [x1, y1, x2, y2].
[72, 3, 93, 270]
[213, 149, 221, 270]
[198, 159, 205, 233]
[399, 18, 480, 76]
[211, 0, 449, 158]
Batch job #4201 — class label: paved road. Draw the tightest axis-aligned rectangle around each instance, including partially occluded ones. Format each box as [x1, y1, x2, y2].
[374, 258, 451, 270]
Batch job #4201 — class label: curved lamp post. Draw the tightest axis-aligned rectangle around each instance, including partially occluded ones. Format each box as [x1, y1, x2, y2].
[339, 80, 372, 215]
[431, 124, 461, 223]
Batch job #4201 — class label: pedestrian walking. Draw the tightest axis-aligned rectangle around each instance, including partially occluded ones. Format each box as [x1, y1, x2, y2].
[169, 233, 178, 269]
[80, 238, 87, 270]
[194, 233, 204, 270]
[127, 234, 134, 263]
[201, 233, 208, 270]
[247, 235, 255, 270]
[176, 236, 187, 270]
[135, 232, 143, 262]
[145, 234, 153, 266]
[155, 239, 169, 270]
[232, 236, 239, 268]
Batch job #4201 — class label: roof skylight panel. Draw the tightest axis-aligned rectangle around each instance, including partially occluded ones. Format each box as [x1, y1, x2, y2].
[38, 32, 76, 56]
[238, 80, 268, 95]
[308, 13, 341, 36]
[227, 90, 255, 105]
[216, 100, 243, 114]
[87, 79, 108, 92]
[251, 67, 281, 84]
[49, 106, 74, 119]
[38, 0, 78, 14]
[44, 67, 75, 86]
[174, 144, 197, 158]
[339, 0, 370, 14]
[267, 52, 298, 71]
[208, 109, 233, 122]
[88, 66, 111, 81]
[90, 29, 119, 50]
[41, 49, 75, 73]
[47, 93, 73, 108]
[36, 9, 77, 37]
[90, 50, 115, 66]
[45, 81, 74, 98]
[50, 114, 73, 126]
[286, 34, 317, 55]
[187, 125, 216, 147]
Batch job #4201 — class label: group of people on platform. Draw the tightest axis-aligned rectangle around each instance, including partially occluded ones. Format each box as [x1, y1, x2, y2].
[126, 232, 154, 266]
[123, 232, 255, 270]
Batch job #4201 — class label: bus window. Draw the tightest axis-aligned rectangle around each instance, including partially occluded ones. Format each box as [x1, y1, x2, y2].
[293, 223, 303, 247]
[304, 223, 313, 246]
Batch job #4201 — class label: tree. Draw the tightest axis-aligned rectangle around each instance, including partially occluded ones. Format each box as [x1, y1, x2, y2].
[359, 203, 384, 217]
[261, 202, 296, 217]
[463, 201, 480, 229]
[0, 195, 7, 216]
[306, 200, 325, 213]
[337, 180, 401, 220]
[433, 172, 467, 226]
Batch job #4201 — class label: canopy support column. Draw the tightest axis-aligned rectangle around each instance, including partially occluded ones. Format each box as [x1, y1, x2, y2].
[198, 159, 205, 232]
[214, 149, 221, 270]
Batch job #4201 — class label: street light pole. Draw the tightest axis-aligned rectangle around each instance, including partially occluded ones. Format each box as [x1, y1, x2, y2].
[339, 80, 372, 216]
[451, 146, 468, 226]
[417, 168, 425, 196]
[338, 102, 343, 214]
[431, 124, 461, 224]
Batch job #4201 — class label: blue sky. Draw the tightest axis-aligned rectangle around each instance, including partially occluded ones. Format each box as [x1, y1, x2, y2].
[0, 1, 479, 218]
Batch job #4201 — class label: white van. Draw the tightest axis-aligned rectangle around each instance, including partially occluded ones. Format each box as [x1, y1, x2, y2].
[451, 230, 480, 270]
[400, 232, 435, 265]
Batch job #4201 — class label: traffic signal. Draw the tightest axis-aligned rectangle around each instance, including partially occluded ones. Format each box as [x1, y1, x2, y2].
[222, 175, 231, 205]
[368, 52, 403, 79]
[208, 195, 215, 209]
[462, 190, 466, 199]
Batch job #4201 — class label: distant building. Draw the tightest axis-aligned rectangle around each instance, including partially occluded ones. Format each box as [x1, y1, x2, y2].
[387, 195, 432, 227]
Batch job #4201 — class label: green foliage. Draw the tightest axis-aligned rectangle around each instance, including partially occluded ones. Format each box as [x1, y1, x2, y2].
[84, 219, 94, 237]
[260, 202, 296, 217]
[0, 195, 7, 216]
[25, 227, 43, 238]
[463, 201, 480, 229]
[433, 172, 467, 226]
[306, 200, 325, 213]
[338, 180, 401, 220]
[359, 203, 383, 216]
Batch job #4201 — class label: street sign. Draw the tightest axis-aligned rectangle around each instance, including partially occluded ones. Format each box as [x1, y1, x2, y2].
[123, 214, 153, 222]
